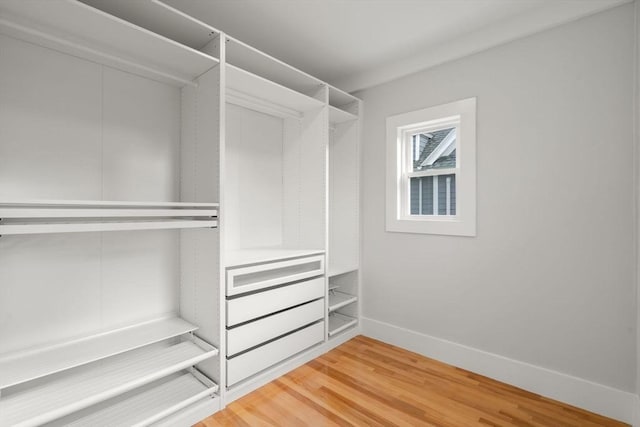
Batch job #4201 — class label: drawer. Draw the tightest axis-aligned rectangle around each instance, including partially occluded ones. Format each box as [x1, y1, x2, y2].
[227, 299, 325, 356]
[227, 322, 324, 386]
[226, 277, 324, 327]
[226, 255, 324, 296]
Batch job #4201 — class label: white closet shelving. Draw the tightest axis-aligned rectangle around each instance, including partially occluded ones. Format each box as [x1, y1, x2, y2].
[0, 0, 222, 425]
[1, 0, 362, 421]
[1, 340, 217, 427]
[328, 313, 358, 337]
[327, 86, 361, 338]
[0, 200, 218, 235]
[0, 317, 198, 389]
[59, 374, 217, 427]
[0, 0, 219, 86]
[328, 291, 358, 312]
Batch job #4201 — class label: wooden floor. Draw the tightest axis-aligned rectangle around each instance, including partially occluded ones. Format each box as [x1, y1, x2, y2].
[196, 335, 628, 427]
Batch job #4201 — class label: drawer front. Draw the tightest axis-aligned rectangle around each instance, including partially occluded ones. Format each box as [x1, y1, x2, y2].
[227, 299, 325, 357]
[226, 277, 325, 327]
[227, 322, 324, 386]
[226, 255, 324, 296]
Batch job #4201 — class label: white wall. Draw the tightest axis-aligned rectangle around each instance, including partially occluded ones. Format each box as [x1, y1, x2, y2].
[358, 3, 636, 395]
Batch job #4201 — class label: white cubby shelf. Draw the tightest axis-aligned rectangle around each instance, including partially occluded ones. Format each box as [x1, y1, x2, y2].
[0, 0, 219, 87]
[328, 291, 357, 313]
[0, 338, 218, 427]
[328, 313, 358, 337]
[0, 200, 218, 235]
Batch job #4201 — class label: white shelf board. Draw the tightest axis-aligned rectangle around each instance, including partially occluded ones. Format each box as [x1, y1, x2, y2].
[226, 64, 324, 116]
[0, 0, 219, 87]
[64, 373, 217, 427]
[0, 340, 218, 427]
[0, 219, 217, 235]
[79, 0, 220, 51]
[329, 85, 359, 108]
[0, 317, 197, 389]
[0, 199, 218, 208]
[227, 247, 325, 268]
[329, 105, 358, 125]
[0, 208, 217, 219]
[328, 291, 357, 313]
[225, 36, 323, 97]
[328, 313, 357, 337]
[327, 265, 359, 277]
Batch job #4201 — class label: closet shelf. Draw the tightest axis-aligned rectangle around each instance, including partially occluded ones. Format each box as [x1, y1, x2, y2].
[79, 0, 221, 51]
[328, 291, 357, 313]
[0, 317, 198, 390]
[327, 265, 359, 278]
[63, 373, 218, 427]
[226, 64, 324, 118]
[0, 219, 217, 235]
[328, 313, 357, 337]
[329, 105, 358, 124]
[225, 36, 323, 98]
[329, 85, 358, 109]
[0, 0, 219, 87]
[0, 339, 218, 427]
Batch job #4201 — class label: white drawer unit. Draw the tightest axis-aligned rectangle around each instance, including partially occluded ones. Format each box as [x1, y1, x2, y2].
[226, 255, 324, 296]
[226, 322, 324, 386]
[226, 277, 325, 327]
[227, 299, 325, 357]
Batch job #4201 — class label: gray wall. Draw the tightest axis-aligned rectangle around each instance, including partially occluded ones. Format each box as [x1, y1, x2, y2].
[358, 4, 636, 391]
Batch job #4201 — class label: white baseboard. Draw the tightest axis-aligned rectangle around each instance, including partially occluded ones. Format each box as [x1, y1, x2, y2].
[362, 317, 635, 424]
[633, 394, 640, 427]
[224, 326, 362, 404]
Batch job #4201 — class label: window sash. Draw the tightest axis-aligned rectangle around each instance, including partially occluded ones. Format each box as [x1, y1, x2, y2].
[406, 168, 457, 178]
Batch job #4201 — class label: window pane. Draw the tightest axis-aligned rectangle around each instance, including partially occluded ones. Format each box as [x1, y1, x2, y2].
[409, 174, 455, 216]
[412, 127, 456, 172]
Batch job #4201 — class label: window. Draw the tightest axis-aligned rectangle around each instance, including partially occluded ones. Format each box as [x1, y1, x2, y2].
[386, 98, 476, 236]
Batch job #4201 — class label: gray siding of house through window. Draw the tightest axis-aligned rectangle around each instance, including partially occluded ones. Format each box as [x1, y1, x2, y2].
[410, 174, 456, 215]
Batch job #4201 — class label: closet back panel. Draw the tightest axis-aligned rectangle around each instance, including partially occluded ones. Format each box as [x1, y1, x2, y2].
[0, 34, 102, 200]
[329, 121, 359, 272]
[225, 103, 284, 250]
[0, 34, 183, 354]
[282, 107, 326, 249]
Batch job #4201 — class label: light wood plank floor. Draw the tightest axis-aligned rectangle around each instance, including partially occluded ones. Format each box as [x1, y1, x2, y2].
[196, 335, 628, 427]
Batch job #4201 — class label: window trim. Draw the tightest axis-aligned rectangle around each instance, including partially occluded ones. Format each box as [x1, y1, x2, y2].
[386, 97, 476, 236]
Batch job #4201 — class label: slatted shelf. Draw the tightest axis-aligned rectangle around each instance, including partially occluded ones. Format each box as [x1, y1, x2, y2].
[0, 317, 198, 389]
[0, 0, 219, 87]
[226, 64, 324, 118]
[328, 313, 357, 337]
[0, 339, 218, 427]
[63, 373, 217, 427]
[328, 291, 357, 313]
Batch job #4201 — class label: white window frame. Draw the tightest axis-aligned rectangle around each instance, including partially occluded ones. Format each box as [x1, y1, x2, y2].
[386, 97, 476, 236]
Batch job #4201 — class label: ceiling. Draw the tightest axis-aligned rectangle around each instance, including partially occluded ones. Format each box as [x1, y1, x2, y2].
[165, 0, 630, 92]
